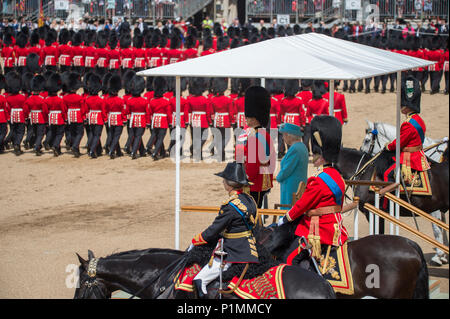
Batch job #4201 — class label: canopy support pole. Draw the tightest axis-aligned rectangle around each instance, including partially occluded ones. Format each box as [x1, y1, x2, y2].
[329, 80, 334, 115]
[395, 71, 401, 236]
[175, 76, 181, 250]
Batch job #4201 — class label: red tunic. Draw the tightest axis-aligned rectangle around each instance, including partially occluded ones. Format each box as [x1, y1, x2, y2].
[0, 94, 9, 123]
[200, 48, 216, 56]
[386, 113, 430, 172]
[133, 48, 147, 69]
[1, 46, 16, 68]
[6, 94, 28, 123]
[426, 49, 444, 72]
[169, 96, 188, 128]
[269, 96, 281, 129]
[186, 95, 212, 128]
[84, 45, 97, 68]
[25, 94, 48, 124]
[144, 91, 154, 101]
[46, 95, 67, 125]
[126, 96, 150, 128]
[85, 95, 107, 125]
[166, 48, 183, 64]
[42, 44, 59, 66]
[210, 95, 233, 128]
[120, 47, 135, 69]
[63, 94, 86, 124]
[146, 47, 162, 68]
[149, 96, 171, 128]
[183, 48, 198, 60]
[95, 47, 109, 68]
[280, 96, 305, 126]
[71, 45, 85, 67]
[286, 166, 348, 248]
[105, 96, 126, 126]
[14, 46, 29, 67]
[235, 127, 275, 192]
[58, 44, 73, 66]
[233, 96, 246, 128]
[108, 48, 121, 69]
[323, 91, 348, 125]
[306, 98, 329, 124]
[28, 45, 43, 65]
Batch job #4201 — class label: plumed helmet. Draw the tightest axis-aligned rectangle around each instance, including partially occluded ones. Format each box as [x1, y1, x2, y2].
[25, 53, 41, 74]
[214, 162, 251, 186]
[212, 77, 228, 95]
[153, 77, 167, 98]
[401, 76, 421, 113]
[284, 79, 299, 97]
[244, 86, 271, 128]
[130, 76, 145, 96]
[5, 72, 22, 94]
[108, 75, 122, 94]
[310, 115, 342, 163]
[31, 75, 45, 92]
[46, 72, 62, 94]
[87, 73, 102, 95]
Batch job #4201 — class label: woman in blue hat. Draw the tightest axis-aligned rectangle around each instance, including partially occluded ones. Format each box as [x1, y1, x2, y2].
[276, 123, 309, 209]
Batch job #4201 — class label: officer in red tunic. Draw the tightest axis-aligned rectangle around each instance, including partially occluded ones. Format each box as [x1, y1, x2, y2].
[24, 75, 48, 156]
[85, 73, 107, 159]
[0, 75, 8, 154]
[382, 76, 430, 184]
[105, 75, 125, 159]
[148, 77, 171, 160]
[235, 86, 276, 208]
[5, 72, 27, 156]
[304, 83, 329, 154]
[63, 73, 85, 157]
[278, 115, 348, 265]
[210, 77, 234, 161]
[190, 162, 259, 299]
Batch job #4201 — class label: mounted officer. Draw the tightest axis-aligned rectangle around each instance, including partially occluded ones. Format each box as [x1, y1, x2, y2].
[189, 162, 259, 299]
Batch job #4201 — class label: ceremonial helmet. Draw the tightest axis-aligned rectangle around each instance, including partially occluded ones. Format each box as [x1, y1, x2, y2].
[244, 86, 271, 128]
[401, 76, 421, 113]
[310, 115, 342, 164]
[215, 162, 252, 187]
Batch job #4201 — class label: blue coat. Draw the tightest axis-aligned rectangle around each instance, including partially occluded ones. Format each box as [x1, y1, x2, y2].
[276, 141, 309, 209]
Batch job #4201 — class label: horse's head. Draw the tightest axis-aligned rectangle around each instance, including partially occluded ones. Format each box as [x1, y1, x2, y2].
[73, 250, 111, 299]
[360, 121, 385, 155]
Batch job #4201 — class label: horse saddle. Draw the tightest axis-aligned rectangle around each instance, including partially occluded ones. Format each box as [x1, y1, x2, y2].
[371, 168, 432, 196]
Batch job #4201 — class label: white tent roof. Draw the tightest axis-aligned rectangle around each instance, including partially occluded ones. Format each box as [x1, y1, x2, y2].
[138, 33, 433, 80]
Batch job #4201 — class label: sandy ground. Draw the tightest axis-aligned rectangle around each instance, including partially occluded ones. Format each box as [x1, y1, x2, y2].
[0, 84, 448, 299]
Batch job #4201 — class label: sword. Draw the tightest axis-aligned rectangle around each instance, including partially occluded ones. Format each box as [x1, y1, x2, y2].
[299, 236, 322, 276]
[215, 238, 227, 299]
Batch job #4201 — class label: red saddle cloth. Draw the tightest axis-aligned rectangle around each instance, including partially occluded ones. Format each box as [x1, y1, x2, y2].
[174, 264, 287, 299]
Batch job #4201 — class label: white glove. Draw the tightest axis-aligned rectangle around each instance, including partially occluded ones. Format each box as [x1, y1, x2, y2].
[187, 244, 194, 252]
[443, 137, 449, 142]
[277, 216, 287, 226]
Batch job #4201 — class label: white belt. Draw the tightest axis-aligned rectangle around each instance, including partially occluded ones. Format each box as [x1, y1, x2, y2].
[192, 111, 206, 115]
[151, 113, 167, 128]
[50, 110, 62, 113]
[49, 110, 62, 124]
[0, 109, 4, 112]
[270, 114, 277, 116]
[108, 112, 122, 127]
[10, 108, 23, 123]
[109, 59, 119, 69]
[214, 112, 228, 127]
[88, 110, 101, 125]
[130, 112, 146, 128]
[285, 113, 299, 116]
[68, 108, 81, 124]
[333, 109, 342, 112]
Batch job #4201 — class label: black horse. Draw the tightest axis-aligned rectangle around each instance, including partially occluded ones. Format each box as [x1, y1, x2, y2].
[73, 248, 336, 299]
[260, 221, 430, 299]
[336, 147, 449, 234]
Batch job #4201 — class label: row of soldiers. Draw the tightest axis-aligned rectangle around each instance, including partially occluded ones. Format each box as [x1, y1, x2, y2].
[0, 66, 344, 160]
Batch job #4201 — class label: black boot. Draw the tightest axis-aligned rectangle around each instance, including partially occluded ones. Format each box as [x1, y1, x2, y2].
[51, 146, 59, 157]
[14, 145, 23, 156]
[73, 148, 81, 158]
[193, 279, 207, 299]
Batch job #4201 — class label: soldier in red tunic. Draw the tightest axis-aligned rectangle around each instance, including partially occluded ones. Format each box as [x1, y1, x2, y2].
[280, 79, 305, 130]
[120, 33, 135, 77]
[63, 73, 85, 157]
[5, 72, 27, 156]
[14, 32, 29, 75]
[85, 73, 107, 159]
[166, 34, 183, 65]
[58, 29, 73, 73]
[24, 75, 48, 156]
[278, 115, 348, 265]
[183, 35, 198, 60]
[323, 82, 348, 126]
[0, 75, 8, 154]
[42, 30, 59, 73]
[44, 72, 66, 155]
[133, 34, 147, 72]
[209, 77, 234, 161]
[146, 34, 163, 69]
[108, 33, 121, 76]
[84, 31, 97, 75]
[126, 75, 149, 159]
[1, 32, 16, 75]
[235, 86, 276, 208]
[71, 32, 85, 76]
[95, 32, 109, 78]
[105, 75, 125, 159]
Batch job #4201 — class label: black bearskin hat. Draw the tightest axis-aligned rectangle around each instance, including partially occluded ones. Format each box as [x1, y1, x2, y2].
[244, 86, 271, 128]
[101, 73, 112, 95]
[310, 115, 342, 164]
[130, 76, 145, 97]
[16, 32, 28, 48]
[134, 34, 144, 49]
[170, 35, 180, 49]
[30, 30, 40, 46]
[122, 70, 136, 94]
[25, 53, 41, 74]
[301, 79, 313, 89]
[203, 36, 213, 51]
[59, 29, 70, 45]
[146, 76, 154, 91]
[284, 79, 299, 97]
[21, 72, 34, 94]
[212, 77, 228, 95]
[31, 75, 45, 92]
[0, 74, 5, 91]
[87, 73, 102, 95]
[238, 78, 252, 96]
[120, 33, 132, 49]
[96, 31, 108, 48]
[5, 72, 22, 94]
[46, 72, 62, 95]
[108, 75, 122, 95]
[312, 81, 324, 99]
[401, 76, 421, 113]
[64, 72, 82, 92]
[72, 32, 83, 46]
[153, 77, 167, 98]
[185, 35, 196, 49]
[189, 77, 206, 96]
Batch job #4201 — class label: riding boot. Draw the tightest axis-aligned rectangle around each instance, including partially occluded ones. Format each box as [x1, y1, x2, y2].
[193, 279, 208, 299]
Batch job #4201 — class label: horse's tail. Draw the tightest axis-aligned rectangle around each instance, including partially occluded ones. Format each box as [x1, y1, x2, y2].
[407, 239, 430, 299]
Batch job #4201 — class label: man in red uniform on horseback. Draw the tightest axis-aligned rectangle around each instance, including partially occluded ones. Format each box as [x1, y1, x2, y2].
[278, 115, 348, 265]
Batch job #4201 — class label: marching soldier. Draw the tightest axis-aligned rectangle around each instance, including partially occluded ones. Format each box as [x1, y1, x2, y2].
[323, 81, 348, 126]
[108, 33, 121, 76]
[278, 115, 348, 265]
[84, 31, 97, 75]
[14, 32, 29, 75]
[105, 75, 125, 159]
[304, 82, 329, 154]
[1, 31, 16, 74]
[58, 29, 73, 73]
[71, 32, 85, 76]
[95, 31, 109, 78]
[119, 33, 135, 77]
[44, 72, 66, 155]
[190, 162, 259, 299]
[63, 73, 85, 157]
[0, 75, 8, 154]
[5, 72, 27, 156]
[42, 29, 59, 73]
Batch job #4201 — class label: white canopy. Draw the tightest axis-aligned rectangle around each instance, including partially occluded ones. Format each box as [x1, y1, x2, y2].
[137, 33, 434, 249]
[138, 33, 433, 80]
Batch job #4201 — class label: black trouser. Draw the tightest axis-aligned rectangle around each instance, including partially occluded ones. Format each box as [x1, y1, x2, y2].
[389, 72, 397, 91]
[49, 125, 65, 149]
[69, 123, 84, 151]
[4, 122, 13, 146]
[32, 124, 46, 151]
[109, 125, 123, 155]
[445, 71, 449, 93]
[210, 127, 231, 161]
[151, 128, 167, 157]
[250, 190, 270, 209]
[303, 124, 311, 153]
[168, 127, 187, 157]
[430, 71, 443, 93]
[24, 120, 34, 148]
[278, 130, 286, 156]
[72, 66, 84, 76]
[0, 123, 7, 151]
[130, 127, 146, 155]
[357, 79, 364, 91]
[104, 125, 112, 151]
[190, 127, 208, 160]
[125, 123, 134, 153]
[60, 65, 70, 73]
[421, 70, 429, 90]
[373, 76, 382, 92]
[89, 124, 103, 155]
[342, 80, 348, 91]
[364, 77, 372, 92]
[11, 122, 25, 147]
[65, 124, 72, 148]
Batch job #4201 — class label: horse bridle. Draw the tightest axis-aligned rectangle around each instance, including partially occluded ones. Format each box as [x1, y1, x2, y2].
[80, 258, 108, 299]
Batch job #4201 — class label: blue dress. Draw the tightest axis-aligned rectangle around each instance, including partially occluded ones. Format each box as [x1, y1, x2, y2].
[276, 141, 309, 209]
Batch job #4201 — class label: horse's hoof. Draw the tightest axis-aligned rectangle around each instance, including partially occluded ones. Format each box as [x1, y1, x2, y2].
[430, 255, 443, 266]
